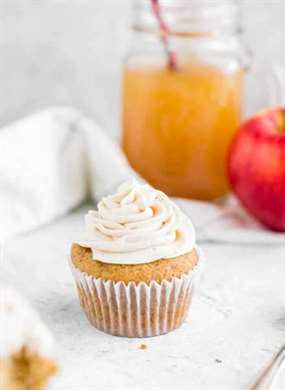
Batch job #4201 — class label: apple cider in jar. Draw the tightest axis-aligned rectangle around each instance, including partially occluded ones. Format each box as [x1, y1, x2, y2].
[122, 0, 250, 200]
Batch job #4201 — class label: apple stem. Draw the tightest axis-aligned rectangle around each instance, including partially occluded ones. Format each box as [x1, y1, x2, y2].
[150, 0, 178, 71]
[282, 109, 285, 132]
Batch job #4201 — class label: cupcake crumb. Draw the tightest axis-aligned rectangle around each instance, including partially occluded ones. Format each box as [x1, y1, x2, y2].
[139, 343, 148, 350]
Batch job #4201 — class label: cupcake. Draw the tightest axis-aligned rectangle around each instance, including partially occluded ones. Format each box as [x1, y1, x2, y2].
[70, 179, 201, 337]
[0, 287, 57, 390]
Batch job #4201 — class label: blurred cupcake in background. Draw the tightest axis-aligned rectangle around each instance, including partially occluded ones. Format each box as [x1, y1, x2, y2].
[70, 179, 202, 337]
[0, 287, 57, 390]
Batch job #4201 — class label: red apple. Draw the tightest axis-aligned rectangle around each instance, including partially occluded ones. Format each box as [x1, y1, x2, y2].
[228, 107, 285, 232]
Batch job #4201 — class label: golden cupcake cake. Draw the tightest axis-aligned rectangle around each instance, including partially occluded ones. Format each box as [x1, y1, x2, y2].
[70, 179, 200, 337]
[0, 287, 57, 390]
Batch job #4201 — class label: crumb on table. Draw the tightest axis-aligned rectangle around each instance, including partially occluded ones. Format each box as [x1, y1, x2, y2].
[139, 343, 148, 350]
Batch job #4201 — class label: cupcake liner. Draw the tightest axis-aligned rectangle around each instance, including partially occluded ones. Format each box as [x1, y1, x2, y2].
[69, 246, 203, 338]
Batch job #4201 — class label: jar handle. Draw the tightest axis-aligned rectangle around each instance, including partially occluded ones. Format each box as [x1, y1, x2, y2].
[268, 64, 285, 106]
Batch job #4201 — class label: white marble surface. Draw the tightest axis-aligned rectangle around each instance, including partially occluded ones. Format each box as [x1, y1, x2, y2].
[2, 204, 285, 390]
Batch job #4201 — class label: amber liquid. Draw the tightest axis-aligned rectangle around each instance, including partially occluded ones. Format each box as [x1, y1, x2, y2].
[122, 61, 244, 200]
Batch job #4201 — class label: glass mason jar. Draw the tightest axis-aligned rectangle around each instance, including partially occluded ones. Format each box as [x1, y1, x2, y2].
[122, 0, 251, 201]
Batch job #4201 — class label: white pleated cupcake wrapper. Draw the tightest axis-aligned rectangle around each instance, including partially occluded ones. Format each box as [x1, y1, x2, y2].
[69, 246, 204, 338]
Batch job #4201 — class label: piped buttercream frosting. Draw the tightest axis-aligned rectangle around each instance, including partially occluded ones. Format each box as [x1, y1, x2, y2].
[78, 180, 195, 264]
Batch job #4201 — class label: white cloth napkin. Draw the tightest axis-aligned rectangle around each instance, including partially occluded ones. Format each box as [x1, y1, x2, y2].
[1, 107, 284, 244]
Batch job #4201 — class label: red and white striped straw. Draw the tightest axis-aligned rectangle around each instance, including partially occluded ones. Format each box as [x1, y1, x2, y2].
[151, 0, 178, 70]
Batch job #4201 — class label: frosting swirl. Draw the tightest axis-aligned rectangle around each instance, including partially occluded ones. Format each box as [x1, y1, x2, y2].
[78, 180, 195, 264]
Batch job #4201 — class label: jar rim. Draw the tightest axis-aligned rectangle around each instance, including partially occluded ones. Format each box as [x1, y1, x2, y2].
[132, 0, 242, 36]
